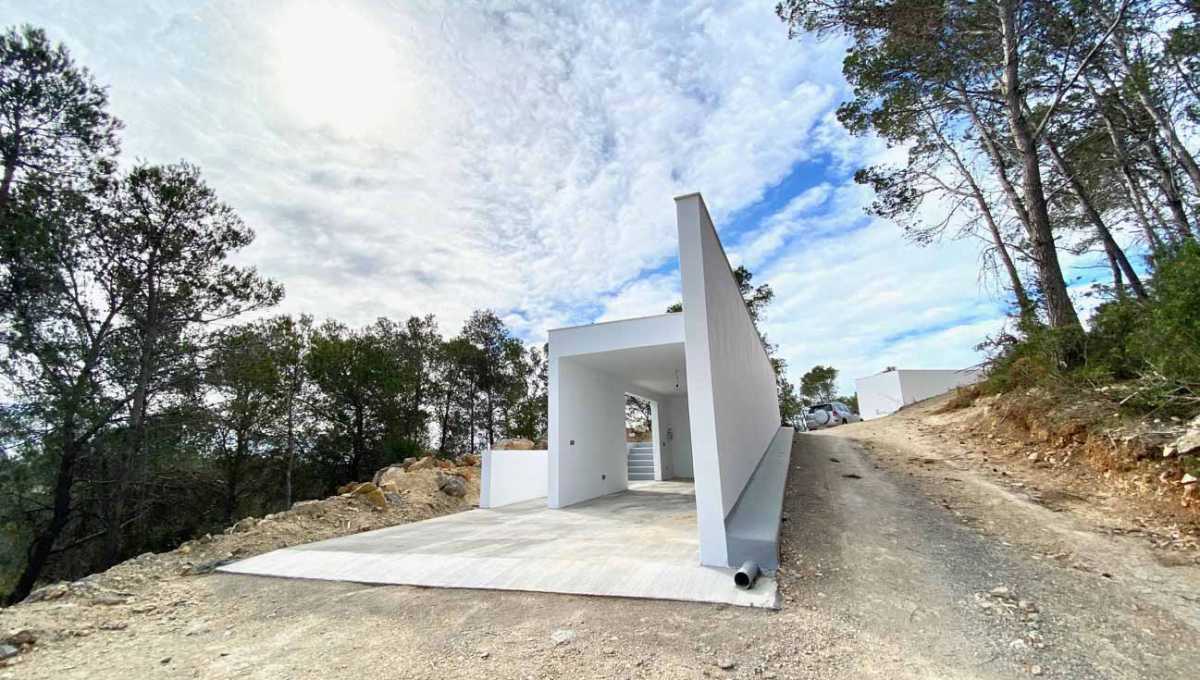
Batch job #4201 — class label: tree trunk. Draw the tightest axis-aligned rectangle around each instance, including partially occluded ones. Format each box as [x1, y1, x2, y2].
[1043, 138, 1148, 300]
[1148, 142, 1195, 241]
[1131, 79, 1200, 198]
[1106, 245, 1125, 300]
[998, 0, 1080, 329]
[5, 423, 82, 605]
[351, 400, 365, 482]
[0, 160, 15, 215]
[284, 392, 295, 509]
[1086, 79, 1165, 251]
[928, 107, 1034, 320]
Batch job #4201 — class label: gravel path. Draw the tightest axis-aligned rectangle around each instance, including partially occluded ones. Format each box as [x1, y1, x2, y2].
[4, 424, 1197, 679]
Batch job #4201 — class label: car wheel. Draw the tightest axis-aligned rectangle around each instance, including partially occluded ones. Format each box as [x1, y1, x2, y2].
[840, 417, 848, 425]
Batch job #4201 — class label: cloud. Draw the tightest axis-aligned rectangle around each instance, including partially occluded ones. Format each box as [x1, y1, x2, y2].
[15, 0, 1124, 398]
[14, 0, 861, 339]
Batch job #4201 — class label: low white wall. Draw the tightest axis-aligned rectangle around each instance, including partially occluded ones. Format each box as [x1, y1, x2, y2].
[481, 449, 548, 508]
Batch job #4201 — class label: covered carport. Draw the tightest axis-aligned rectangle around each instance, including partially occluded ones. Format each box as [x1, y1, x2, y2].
[547, 313, 694, 509]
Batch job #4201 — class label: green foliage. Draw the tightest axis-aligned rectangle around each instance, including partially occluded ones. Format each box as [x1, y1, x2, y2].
[799, 365, 839, 404]
[982, 243, 1200, 415]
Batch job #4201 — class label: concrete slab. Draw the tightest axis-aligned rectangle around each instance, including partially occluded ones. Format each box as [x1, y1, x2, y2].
[218, 481, 777, 608]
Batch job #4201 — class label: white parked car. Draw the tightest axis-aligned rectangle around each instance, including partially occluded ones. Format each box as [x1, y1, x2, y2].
[804, 402, 861, 429]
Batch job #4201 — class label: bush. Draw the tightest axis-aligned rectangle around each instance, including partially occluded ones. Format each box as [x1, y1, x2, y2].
[981, 242, 1200, 416]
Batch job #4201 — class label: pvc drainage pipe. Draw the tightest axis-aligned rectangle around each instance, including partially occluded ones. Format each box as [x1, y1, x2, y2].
[733, 561, 760, 589]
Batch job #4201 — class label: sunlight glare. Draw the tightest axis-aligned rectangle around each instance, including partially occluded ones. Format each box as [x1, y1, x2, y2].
[272, 2, 402, 134]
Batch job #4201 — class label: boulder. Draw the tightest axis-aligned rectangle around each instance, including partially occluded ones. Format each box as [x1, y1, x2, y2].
[437, 473, 467, 497]
[351, 482, 388, 510]
[494, 438, 535, 450]
[407, 456, 435, 471]
[435, 457, 454, 469]
[459, 454, 480, 467]
[0, 644, 18, 660]
[373, 465, 407, 488]
[337, 482, 362, 495]
[384, 491, 404, 506]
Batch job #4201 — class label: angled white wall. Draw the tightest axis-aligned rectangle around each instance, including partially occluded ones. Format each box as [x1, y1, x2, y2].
[676, 193, 782, 567]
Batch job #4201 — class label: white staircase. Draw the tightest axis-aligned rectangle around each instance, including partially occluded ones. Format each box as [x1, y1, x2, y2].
[627, 443, 655, 481]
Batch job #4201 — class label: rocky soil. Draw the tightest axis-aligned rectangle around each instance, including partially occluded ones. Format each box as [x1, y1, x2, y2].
[0, 456, 480, 671]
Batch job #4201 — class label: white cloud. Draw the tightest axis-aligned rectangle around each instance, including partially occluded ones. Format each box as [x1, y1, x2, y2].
[12, 0, 1084, 396]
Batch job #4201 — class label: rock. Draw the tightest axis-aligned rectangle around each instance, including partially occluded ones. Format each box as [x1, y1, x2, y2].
[351, 482, 388, 510]
[437, 473, 467, 497]
[403, 457, 417, 465]
[98, 622, 127, 631]
[716, 659, 736, 670]
[4, 630, 36, 646]
[460, 453, 480, 467]
[337, 482, 362, 495]
[1018, 599, 1038, 613]
[0, 644, 18, 660]
[1182, 473, 1198, 485]
[24, 583, 68, 603]
[1031, 665, 1043, 676]
[373, 465, 407, 488]
[384, 492, 404, 506]
[229, 517, 258, 534]
[407, 456, 435, 471]
[479, 651, 489, 659]
[289, 500, 326, 516]
[550, 628, 576, 646]
[1027, 452, 1040, 462]
[989, 586, 1014, 600]
[1167, 421, 1200, 457]
[495, 438, 536, 450]
[90, 593, 129, 606]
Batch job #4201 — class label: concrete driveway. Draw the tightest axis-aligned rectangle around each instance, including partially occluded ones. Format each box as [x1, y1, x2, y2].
[219, 480, 778, 608]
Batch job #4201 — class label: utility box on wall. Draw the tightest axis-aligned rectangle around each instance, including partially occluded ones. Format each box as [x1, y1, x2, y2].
[855, 368, 983, 421]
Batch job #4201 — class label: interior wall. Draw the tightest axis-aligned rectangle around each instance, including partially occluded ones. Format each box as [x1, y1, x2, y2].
[548, 358, 628, 508]
[663, 396, 693, 478]
[678, 192, 782, 566]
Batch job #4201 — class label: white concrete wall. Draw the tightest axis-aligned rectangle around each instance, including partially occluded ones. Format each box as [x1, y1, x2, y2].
[548, 358, 629, 508]
[480, 450, 548, 508]
[677, 193, 782, 566]
[663, 396, 693, 478]
[855, 369, 984, 420]
[898, 369, 983, 405]
[855, 370, 903, 421]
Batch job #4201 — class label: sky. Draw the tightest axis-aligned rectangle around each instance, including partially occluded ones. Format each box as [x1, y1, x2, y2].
[5, 0, 1119, 394]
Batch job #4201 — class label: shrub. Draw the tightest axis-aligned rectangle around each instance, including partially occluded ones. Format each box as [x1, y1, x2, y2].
[979, 242, 1200, 417]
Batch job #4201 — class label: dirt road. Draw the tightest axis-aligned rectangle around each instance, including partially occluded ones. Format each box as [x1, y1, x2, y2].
[4, 413, 1198, 679]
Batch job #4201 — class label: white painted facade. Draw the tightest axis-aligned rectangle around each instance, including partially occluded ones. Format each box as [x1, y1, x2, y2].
[480, 450, 547, 509]
[530, 193, 782, 568]
[855, 368, 984, 420]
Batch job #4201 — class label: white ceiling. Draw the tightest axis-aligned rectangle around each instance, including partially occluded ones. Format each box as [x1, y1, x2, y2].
[566, 342, 687, 398]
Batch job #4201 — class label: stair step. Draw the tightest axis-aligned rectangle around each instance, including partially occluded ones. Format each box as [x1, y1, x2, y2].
[628, 454, 654, 461]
